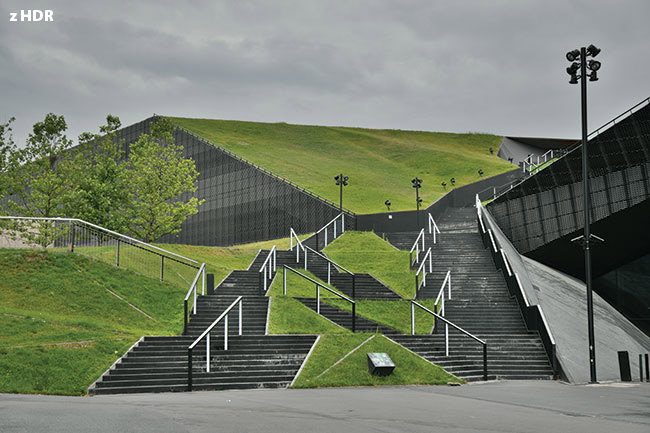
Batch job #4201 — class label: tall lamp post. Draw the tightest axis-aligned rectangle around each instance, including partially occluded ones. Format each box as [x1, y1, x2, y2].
[334, 174, 348, 212]
[411, 177, 422, 227]
[566, 44, 602, 383]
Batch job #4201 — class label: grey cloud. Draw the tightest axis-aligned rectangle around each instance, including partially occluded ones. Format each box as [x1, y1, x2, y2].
[1, 0, 650, 147]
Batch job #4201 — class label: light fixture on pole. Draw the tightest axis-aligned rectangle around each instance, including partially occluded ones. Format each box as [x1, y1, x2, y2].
[334, 174, 349, 212]
[411, 177, 422, 227]
[566, 43, 603, 384]
[384, 200, 391, 211]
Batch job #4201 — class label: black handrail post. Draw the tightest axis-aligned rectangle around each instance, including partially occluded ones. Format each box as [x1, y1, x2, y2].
[187, 348, 193, 391]
[352, 274, 356, 300]
[315, 231, 319, 251]
[183, 300, 188, 335]
[160, 256, 164, 281]
[483, 344, 488, 381]
[352, 303, 356, 332]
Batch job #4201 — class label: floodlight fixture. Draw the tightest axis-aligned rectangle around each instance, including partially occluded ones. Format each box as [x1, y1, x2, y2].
[478, 169, 484, 177]
[489, 147, 494, 155]
[589, 71, 598, 82]
[384, 200, 391, 211]
[569, 74, 579, 84]
[450, 177, 455, 186]
[441, 181, 447, 190]
[586, 44, 601, 57]
[567, 62, 580, 75]
[588, 60, 601, 71]
[566, 49, 580, 62]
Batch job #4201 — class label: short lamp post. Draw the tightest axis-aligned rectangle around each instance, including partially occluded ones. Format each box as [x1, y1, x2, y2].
[334, 174, 349, 212]
[411, 177, 422, 227]
[566, 43, 602, 384]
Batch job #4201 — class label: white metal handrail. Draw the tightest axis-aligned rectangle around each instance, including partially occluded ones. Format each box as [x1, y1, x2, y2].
[315, 213, 345, 247]
[414, 247, 433, 295]
[409, 228, 426, 267]
[428, 214, 441, 244]
[187, 296, 243, 390]
[303, 245, 353, 285]
[282, 265, 356, 331]
[183, 263, 206, 334]
[410, 300, 488, 380]
[0, 216, 198, 265]
[258, 245, 277, 294]
[289, 227, 305, 263]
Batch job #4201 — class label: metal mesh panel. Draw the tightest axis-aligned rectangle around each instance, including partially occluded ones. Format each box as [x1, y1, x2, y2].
[488, 103, 650, 254]
[112, 118, 352, 246]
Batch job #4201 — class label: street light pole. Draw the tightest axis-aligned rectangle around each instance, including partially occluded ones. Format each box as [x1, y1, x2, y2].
[334, 174, 348, 212]
[567, 44, 601, 383]
[411, 177, 422, 228]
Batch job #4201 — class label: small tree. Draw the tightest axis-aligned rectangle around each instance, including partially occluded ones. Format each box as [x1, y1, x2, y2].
[0, 117, 16, 202]
[65, 115, 129, 231]
[120, 118, 203, 242]
[5, 113, 74, 247]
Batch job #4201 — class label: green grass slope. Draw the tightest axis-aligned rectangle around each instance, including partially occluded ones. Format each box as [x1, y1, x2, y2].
[0, 250, 184, 395]
[170, 117, 514, 214]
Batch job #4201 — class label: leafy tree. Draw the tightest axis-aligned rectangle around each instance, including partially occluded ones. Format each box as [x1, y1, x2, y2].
[5, 113, 74, 246]
[0, 117, 16, 202]
[64, 114, 129, 231]
[120, 117, 203, 242]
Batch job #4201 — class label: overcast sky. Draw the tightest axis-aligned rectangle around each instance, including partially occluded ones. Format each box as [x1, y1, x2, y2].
[1, 0, 649, 146]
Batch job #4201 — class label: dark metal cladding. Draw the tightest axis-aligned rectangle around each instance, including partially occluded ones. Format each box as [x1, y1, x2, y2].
[113, 117, 355, 246]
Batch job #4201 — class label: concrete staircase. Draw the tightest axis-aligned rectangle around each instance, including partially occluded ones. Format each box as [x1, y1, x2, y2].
[89, 258, 317, 395]
[255, 249, 401, 300]
[388, 207, 554, 381]
[294, 297, 401, 334]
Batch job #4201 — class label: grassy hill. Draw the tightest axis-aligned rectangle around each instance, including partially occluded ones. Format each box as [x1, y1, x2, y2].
[170, 117, 514, 214]
[0, 249, 185, 395]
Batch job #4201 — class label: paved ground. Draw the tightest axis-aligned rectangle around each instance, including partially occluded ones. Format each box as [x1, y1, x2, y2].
[1, 381, 649, 433]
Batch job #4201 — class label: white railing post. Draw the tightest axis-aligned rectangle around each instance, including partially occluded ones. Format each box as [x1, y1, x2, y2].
[193, 285, 197, 314]
[448, 271, 452, 300]
[317, 286, 320, 314]
[327, 262, 331, 284]
[334, 220, 337, 238]
[283, 266, 287, 295]
[429, 250, 432, 273]
[206, 332, 211, 372]
[411, 302, 415, 335]
[238, 300, 242, 335]
[224, 315, 229, 350]
[263, 269, 267, 293]
[273, 248, 276, 272]
[421, 233, 425, 250]
[202, 267, 206, 296]
[304, 248, 307, 270]
[325, 227, 328, 247]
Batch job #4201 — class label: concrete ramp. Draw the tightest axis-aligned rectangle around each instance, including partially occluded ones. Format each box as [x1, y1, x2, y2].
[522, 256, 650, 383]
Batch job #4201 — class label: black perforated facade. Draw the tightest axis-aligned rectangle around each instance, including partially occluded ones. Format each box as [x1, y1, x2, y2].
[114, 117, 354, 246]
[488, 100, 650, 255]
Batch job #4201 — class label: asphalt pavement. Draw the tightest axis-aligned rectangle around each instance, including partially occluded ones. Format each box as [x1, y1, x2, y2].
[1, 380, 648, 433]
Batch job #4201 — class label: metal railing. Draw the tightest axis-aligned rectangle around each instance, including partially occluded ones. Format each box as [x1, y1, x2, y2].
[0, 216, 199, 287]
[409, 228, 426, 268]
[303, 246, 356, 298]
[258, 245, 277, 294]
[476, 178, 522, 203]
[475, 195, 558, 378]
[410, 300, 488, 381]
[428, 213, 441, 244]
[187, 296, 243, 391]
[282, 265, 356, 331]
[289, 227, 305, 263]
[414, 247, 433, 297]
[314, 212, 346, 248]
[171, 120, 357, 216]
[183, 263, 207, 334]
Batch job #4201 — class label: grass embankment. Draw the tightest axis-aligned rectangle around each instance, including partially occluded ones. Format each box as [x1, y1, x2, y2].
[292, 334, 462, 388]
[324, 231, 415, 299]
[0, 249, 184, 395]
[171, 117, 514, 214]
[65, 233, 310, 292]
